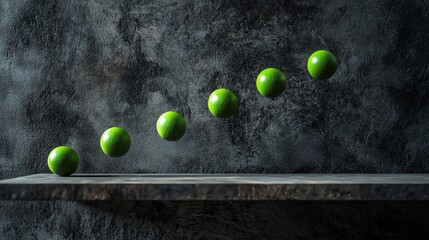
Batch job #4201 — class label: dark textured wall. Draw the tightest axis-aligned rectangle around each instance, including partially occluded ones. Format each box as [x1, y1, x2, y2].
[1, 0, 429, 239]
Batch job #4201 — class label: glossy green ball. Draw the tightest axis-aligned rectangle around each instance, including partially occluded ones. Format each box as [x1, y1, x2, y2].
[100, 127, 131, 157]
[307, 50, 339, 80]
[256, 68, 287, 98]
[47, 146, 79, 176]
[157, 111, 187, 141]
[208, 88, 238, 118]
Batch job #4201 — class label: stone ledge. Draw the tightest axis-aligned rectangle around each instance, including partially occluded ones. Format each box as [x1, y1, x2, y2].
[1, 174, 429, 200]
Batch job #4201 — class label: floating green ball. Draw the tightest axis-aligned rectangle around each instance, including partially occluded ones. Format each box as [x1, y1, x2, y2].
[256, 68, 287, 98]
[307, 50, 339, 80]
[208, 88, 238, 118]
[157, 111, 187, 141]
[47, 146, 79, 176]
[100, 127, 131, 157]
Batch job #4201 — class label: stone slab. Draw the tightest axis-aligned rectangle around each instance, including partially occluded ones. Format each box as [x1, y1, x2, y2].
[1, 174, 429, 200]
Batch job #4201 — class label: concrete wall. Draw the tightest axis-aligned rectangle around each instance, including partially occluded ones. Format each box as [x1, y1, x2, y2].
[1, 0, 429, 239]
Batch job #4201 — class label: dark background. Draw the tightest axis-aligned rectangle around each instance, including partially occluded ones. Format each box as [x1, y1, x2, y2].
[1, 0, 429, 239]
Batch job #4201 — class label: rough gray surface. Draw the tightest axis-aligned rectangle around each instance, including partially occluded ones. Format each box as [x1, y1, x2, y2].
[4, 174, 429, 200]
[1, 0, 429, 239]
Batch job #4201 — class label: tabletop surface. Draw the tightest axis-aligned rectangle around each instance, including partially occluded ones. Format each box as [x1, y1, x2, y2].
[2, 174, 429, 200]
[3, 173, 429, 184]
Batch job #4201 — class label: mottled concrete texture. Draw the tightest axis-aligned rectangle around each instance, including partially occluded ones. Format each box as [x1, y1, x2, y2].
[1, 0, 429, 239]
[4, 174, 429, 200]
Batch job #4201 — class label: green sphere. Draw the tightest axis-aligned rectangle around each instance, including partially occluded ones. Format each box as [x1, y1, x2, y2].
[208, 88, 238, 118]
[100, 127, 131, 157]
[307, 50, 339, 80]
[157, 111, 187, 141]
[256, 68, 287, 98]
[47, 146, 79, 176]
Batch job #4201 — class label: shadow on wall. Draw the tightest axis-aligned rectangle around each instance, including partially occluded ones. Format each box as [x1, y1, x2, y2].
[2, 200, 429, 239]
[83, 201, 429, 240]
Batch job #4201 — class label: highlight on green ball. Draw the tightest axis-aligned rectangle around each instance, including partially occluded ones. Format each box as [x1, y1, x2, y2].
[256, 68, 287, 98]
[47, 146, 80, 176]
[100, 127, 131, 157]
[307, 50, 339, 80]
[157, 111, 187, 141]
[208, 88, 238, 118]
